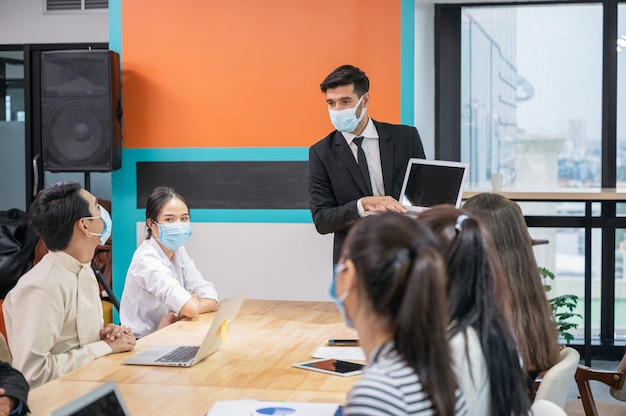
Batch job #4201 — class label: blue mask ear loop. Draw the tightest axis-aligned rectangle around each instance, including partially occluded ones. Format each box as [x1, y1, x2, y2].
[333, 263, 350, 300]
[148, 218, 160, 239]
[83, 205, 112, 245]
[330, 262, 355, 328]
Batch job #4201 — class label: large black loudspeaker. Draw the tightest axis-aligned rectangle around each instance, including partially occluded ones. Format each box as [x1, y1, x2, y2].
[40, 50, 122, 172]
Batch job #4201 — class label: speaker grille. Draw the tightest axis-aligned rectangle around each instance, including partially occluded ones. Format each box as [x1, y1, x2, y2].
[40, 50, 122, 172]
[42, 98, 111, 169]
[41, 53, 111, 97]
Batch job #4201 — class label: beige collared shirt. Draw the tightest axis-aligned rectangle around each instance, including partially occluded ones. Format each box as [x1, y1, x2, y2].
[4, 251, 112, 387]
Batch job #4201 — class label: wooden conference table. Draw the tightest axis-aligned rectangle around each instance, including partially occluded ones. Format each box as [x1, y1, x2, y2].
[28, 300, 360, 415]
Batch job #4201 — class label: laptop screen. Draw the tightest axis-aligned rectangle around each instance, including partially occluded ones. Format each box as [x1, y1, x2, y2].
[51, 382, 131, 416]
[399, 159, 468, 210]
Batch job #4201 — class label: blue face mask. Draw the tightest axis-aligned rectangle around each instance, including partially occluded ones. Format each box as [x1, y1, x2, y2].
[329, 263, 354, 328]
[328, 96, 367, 133]
[84, 205, 112, 246]
[154, 221, 192, 250]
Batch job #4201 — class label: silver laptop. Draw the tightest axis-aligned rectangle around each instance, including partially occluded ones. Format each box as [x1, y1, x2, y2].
[51, 381, 131, 416]
[122, 293, 246, 367]
[399, 158, 469, 214]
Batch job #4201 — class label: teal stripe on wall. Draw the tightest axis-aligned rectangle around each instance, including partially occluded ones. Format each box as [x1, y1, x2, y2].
[130, 209, 312, 223]
[401, 0, 415, 126]
[109, 0, 124, 320]
[109, 0, 122, 55]
[124, 147, 309, 162]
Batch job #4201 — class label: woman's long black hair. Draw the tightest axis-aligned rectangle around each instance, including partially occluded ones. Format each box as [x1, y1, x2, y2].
[419, 205, 531, 415]
[344, 212, 459, 415]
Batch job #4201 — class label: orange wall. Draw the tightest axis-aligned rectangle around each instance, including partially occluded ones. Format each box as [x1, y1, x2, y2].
[121, 0, 401, 148]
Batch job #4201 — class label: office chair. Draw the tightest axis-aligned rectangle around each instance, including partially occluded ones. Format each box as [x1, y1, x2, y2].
[564, 352, 626, 416]
[530, 399, 567, 415]
[92, 263, 120, 312]
[0, 333, 11, 365]
[534, 347, 580, 408]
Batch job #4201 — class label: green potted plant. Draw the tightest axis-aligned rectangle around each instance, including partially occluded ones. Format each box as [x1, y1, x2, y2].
[539, 266, 582, 345]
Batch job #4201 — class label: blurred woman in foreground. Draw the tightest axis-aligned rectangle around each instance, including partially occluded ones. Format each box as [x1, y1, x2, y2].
[332, 212, 467, 415]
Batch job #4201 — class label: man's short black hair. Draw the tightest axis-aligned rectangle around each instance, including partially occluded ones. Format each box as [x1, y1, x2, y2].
[320, 64, 369, 97]
[30, 181, 91, 251]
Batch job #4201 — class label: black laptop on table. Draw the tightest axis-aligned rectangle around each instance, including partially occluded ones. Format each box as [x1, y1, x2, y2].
[51, 382, 131, 416]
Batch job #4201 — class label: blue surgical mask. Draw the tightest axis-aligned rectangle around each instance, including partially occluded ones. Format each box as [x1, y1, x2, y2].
[154, 221, 192, 250]
[329, 263, 354, 328]
[84, 205, 112, 246]
[328, 96, 367, 133]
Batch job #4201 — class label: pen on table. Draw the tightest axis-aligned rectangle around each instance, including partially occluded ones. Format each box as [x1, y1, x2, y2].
[327, 339, 359, 346]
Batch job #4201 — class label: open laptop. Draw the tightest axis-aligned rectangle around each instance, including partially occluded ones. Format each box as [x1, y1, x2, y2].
[51, 381, 131, 416]
[122, 292, 246, 367]
[398, 158, 469, 214]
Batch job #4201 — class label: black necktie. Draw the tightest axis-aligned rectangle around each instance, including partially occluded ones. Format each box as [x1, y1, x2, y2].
[353, 136, 372, 195]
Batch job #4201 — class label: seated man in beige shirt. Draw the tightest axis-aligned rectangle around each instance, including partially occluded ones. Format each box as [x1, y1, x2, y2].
[3, 181, 136, 387]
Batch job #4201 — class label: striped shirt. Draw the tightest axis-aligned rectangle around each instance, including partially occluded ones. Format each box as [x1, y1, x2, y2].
[344, 341, 468, 416]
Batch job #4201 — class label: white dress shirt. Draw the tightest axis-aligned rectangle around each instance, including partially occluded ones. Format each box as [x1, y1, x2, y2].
[341, 117, 385, 197]
[120, 237, 219, 338]
[341, 117, 385, 215]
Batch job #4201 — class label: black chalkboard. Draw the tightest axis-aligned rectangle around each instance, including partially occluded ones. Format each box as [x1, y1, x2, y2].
[136, 161, 309, 209]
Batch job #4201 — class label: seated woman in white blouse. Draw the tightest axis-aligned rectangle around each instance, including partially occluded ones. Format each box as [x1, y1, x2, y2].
[120, 186, 219, 338]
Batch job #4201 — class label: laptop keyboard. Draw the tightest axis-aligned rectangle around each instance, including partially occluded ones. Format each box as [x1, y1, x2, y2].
[156, 346, 199, 363]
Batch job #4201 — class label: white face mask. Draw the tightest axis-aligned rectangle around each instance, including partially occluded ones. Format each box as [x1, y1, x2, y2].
[328, 96, 367, 133]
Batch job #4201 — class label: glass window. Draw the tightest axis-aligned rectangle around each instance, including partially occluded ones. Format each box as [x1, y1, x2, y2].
[461, 5, 603, 190]
[531, 222, 597, 343]
[618, 6, 626, 187]
[616, 4, 626, 341]
[0, 50, 26, 211]
[616, 224, 626, 340]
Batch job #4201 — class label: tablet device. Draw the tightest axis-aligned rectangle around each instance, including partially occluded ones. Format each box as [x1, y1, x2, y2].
[292, 358, 364, 377]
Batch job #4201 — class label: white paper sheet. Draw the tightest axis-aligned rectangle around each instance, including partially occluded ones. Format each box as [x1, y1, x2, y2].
[206, 400, 342, 416]
[311, 346, 366, 361]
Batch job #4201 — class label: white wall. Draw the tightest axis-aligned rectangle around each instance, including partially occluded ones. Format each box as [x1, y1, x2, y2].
[414, 2, 436, 159]
[0, 0, 108, 44]
[136, 223, 334, 301]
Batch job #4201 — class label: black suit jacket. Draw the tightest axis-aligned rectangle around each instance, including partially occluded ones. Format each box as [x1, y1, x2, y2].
[308, 120, 426, 263]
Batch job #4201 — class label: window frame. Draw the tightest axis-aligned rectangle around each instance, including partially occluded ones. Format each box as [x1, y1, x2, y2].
[434, 0, 624, 362]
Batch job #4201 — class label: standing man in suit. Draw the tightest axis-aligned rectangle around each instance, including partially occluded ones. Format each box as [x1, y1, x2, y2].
[309, 64, 426, 263]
